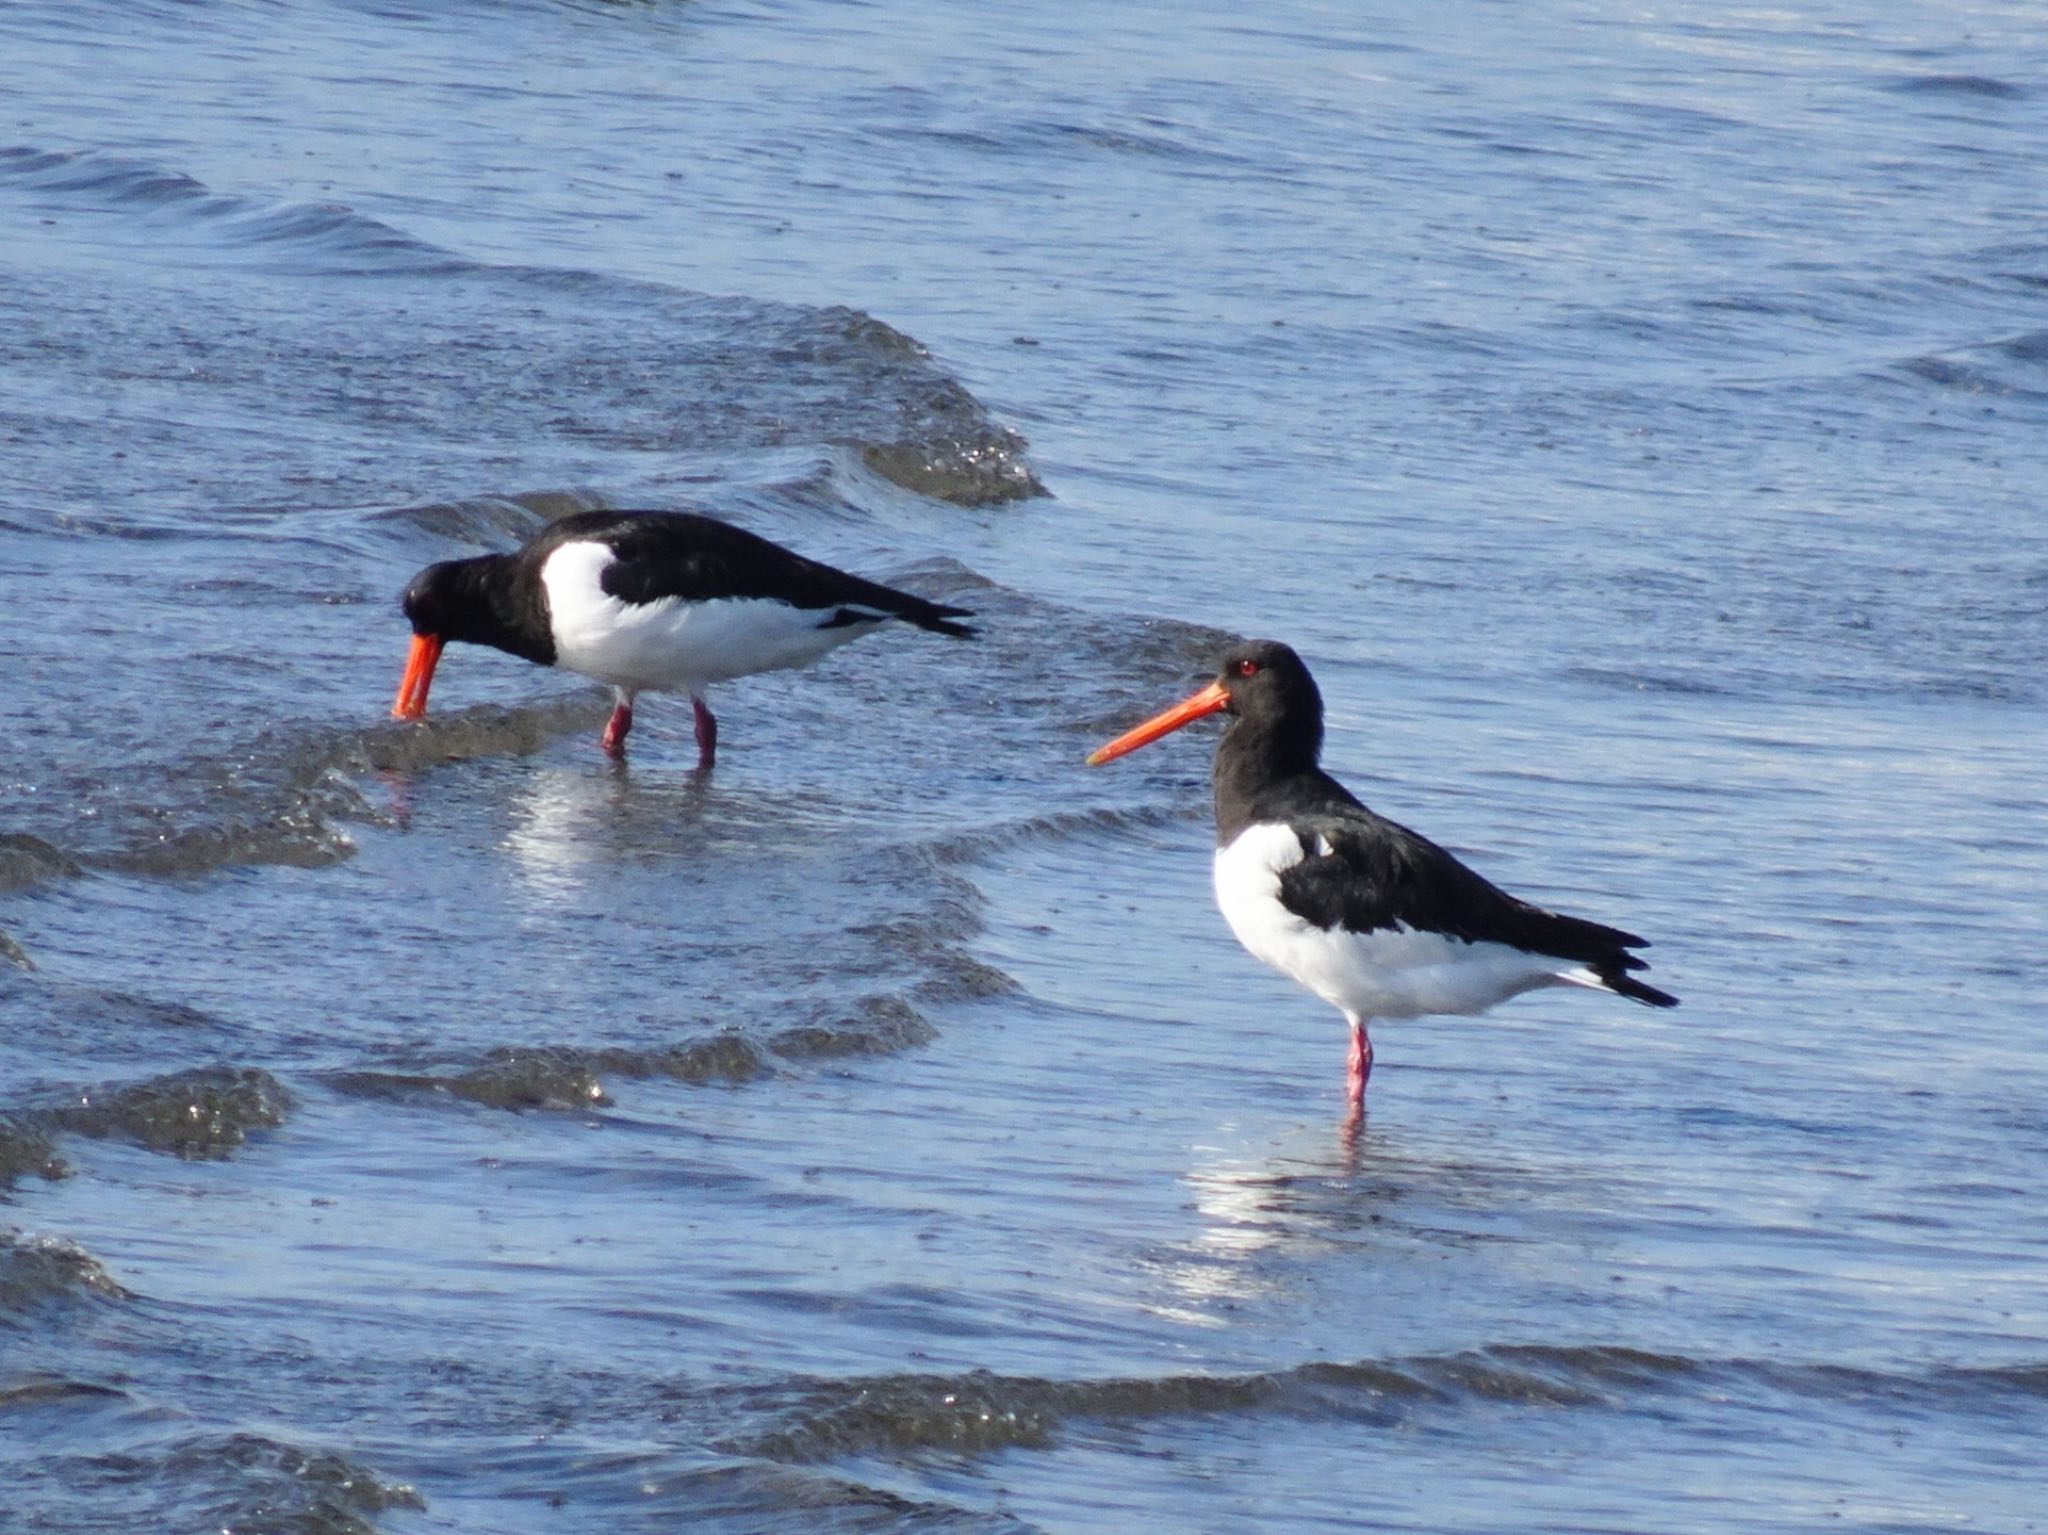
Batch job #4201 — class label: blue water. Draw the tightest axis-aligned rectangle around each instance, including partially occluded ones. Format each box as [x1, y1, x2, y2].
[4, 2, 2047, 1531]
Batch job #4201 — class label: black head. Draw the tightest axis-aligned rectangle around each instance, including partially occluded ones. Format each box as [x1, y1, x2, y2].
[1206, 641, 1331, 838]
[400, 560, 464, 639]
[396, 553, 551, 664]
[1213, 639, 1323, 730]
[1087, 637, 1327, 769]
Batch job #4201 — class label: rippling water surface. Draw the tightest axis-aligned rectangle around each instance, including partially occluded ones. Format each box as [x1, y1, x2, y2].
[4, 2, 2046, 1531]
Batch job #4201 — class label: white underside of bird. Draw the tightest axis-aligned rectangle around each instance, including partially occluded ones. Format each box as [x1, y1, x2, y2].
[1212, 822, 1610, 1021]
[540, 540, 886, 692]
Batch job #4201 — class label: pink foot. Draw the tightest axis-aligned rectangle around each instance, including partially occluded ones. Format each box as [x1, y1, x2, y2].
[601, 701, 633, 757]
[692, 696, 718, 771]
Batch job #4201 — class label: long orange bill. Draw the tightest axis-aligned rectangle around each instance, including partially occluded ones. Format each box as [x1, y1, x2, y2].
[392, 633, 445, 720]
[1086, 680, 1230, 765]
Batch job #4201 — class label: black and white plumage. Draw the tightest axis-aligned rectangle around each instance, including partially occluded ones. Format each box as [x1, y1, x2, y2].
[1088, 640, 1676, 1110]
[394, 509, 975, 765]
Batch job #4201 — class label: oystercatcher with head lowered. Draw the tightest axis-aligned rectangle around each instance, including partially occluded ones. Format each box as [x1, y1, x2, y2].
[1088, 640, 1676, 1113]
[394, 510, 975, 767]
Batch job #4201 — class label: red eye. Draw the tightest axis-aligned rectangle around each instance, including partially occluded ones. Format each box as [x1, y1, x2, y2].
[1236, 659, 1259, 677]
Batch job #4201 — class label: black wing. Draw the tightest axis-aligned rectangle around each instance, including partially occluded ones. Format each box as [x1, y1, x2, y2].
[535, 511, 976, 636]
[1275, 804, 1677, 1006]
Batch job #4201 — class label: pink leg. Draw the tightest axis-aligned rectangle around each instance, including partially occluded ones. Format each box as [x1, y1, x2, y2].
[1346, 1016, 1374, 1110]
[601, 700, 633, 757]
[691, 695, 717, 770]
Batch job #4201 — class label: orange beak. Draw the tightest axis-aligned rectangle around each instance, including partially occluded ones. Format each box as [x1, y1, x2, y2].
[392, 633, 445, 720]
[1086, 679, 1230, 765]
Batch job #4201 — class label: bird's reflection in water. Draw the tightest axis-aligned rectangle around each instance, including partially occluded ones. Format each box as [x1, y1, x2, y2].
[501, 762, 716, 901]
[499, 758, 852, 901]
[1149, 1113, 1402, 1324]
[1339, 1102, 1369, 1168]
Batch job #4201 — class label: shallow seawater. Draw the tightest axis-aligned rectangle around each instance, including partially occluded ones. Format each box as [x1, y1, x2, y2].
[5, 2, 2048, 1531]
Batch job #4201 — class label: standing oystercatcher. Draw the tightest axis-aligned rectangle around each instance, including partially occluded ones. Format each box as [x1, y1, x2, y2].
[1088, 640, 1676, 1111]
[393, 510, 975, 766]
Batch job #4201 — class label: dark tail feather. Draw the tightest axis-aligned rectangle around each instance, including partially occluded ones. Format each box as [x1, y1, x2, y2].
[1517, 902, 1676, 1008]
[896, 599, 977, 639]
[823, 597, 977, 637]
[1598, 964, 1679, 1008]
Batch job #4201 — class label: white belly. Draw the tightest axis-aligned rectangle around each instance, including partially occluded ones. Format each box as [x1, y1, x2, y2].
[1211, 822, 1570, 1022]
[540, 541, 879, 692]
